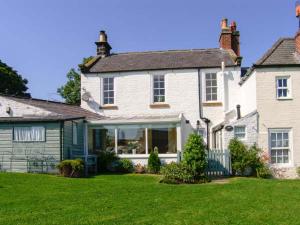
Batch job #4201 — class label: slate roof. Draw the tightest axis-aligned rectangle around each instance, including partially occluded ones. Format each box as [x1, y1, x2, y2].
[240, 38, 300, 85]
[0, 95, 104, 121]
[82, 48, 238, 73]
[255, 38, 300, 66]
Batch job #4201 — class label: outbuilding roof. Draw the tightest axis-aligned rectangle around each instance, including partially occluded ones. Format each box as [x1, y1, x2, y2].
[0, 95, 104, 122]
[82, 48, 239, 73]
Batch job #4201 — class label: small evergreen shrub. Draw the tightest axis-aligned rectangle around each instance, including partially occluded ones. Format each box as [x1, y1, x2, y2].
[148, 147, 161, 174]
[160, 162, 198, 184]
[228, 138, 249, 175]
[182, 134, 207, 178]
[97, 151, 119, 172]
[115, 159, 134, 173]
[57, 159, 84, 178]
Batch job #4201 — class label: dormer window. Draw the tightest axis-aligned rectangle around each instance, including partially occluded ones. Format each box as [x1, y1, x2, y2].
[103, 77, 114, 105]
[153, 75, 165, 103]
[276, 76, 291, 99]
[205, 73, 218, 102]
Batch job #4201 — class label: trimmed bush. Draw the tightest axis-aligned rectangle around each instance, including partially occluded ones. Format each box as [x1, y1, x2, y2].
[57, 159, 84, 178]
[148, 147, 161, 174]
[297, 167, 300, 178]
[115, 159, 134, 173]
[182, 134, 207, 178]
[160, 162, 198, 184]
[97, 151, 119, 172]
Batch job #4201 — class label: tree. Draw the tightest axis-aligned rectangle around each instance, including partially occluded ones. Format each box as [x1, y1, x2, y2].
[58, 57, 93, 105]
[0, 60, 30, 97]
[183, 134, 207, 177]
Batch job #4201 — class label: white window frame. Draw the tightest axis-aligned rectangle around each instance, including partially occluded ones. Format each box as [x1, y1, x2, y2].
[234, 126, 246, 140]
[102, 77, 115, 105]
[72, 122, 78, 145]
[269, 128, 292, 166]
[13, 126, 46, 142]
[205, 72, 218, 102]
[152, 75, 166, 103]
[276, 76, 292, 99]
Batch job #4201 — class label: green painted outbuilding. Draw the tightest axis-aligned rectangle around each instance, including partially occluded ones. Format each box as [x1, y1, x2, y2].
[0, 95, 103, 173]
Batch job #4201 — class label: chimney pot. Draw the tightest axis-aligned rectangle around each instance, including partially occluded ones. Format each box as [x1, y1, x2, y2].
[221, 18, 228, 30]
[95, 30, 112, 58]
[99, 30, 107, 42]
[230, 21, 237, 31]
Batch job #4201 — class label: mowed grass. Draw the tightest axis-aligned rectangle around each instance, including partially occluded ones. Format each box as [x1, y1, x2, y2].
[1, 173, 300, 225]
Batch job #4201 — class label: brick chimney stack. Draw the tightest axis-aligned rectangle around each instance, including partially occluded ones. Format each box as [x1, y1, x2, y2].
[219, 18, 240, 57]
[295, 1, 300, 54]
[95, 30, 112, 58]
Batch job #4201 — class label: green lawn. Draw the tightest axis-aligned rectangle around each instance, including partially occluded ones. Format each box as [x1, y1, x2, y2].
[1, 174, 300, 225]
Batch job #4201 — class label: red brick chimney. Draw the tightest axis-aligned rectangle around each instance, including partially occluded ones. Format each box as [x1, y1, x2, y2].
[219, 19, 240, 57]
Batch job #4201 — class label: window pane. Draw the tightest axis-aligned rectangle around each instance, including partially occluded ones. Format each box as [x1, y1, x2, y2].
[282, 89, 287, 97]
[148, 127, 177, 154]
[73, 123, 78, 145]
[283, 79, 287, 87]
[153, 75, 165, 103]
[14, 127, 45, 142]
[278, 79, 282, 87]
[205, 73, 217, 101]
[88, 128, 115, 154]
[117, 128, 146, 154]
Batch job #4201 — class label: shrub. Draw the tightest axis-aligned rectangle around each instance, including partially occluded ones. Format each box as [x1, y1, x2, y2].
[148, 147, 161, 174]
[57, 159, 84, 178]
[256, 164, 272, 179]
[135, 163, 146, 174]
[228, 138, 249, 175]
[182, 134, 207, 177]
[229, 139, 271, 178]
[160, 162, 198, 184]
[115, 159, 134, 173]
[97, 151, 119, 172]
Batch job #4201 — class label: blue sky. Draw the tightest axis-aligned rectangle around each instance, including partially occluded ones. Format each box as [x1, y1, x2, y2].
[0, 0, 297, 100]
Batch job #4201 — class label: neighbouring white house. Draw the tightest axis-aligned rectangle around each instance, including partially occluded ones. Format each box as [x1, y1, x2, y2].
[79, 18, 245, 165]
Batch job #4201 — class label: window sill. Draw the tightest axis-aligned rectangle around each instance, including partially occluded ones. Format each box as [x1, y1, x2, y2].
[277, 97, 293, 101]
[99, 105, 118, 110]
[149, 103, 170, 109]
[202, 102, 223, 107]
[269, 163, 293, 168]
[118, 154, 178, 158]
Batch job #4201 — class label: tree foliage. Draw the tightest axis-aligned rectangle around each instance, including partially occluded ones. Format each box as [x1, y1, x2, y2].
[0, 60, 30, 97]
[57, 57, 93, 105]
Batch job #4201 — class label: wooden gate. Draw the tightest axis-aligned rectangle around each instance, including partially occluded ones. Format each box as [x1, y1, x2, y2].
[206, 149, 231, 177]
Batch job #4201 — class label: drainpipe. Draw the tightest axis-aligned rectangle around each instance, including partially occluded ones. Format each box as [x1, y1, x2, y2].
[198, 69, 211, 150]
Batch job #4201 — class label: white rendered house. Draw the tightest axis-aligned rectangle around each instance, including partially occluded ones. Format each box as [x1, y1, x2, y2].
[80, 19, 244, 165]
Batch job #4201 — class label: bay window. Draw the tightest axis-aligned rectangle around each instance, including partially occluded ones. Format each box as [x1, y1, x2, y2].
[88, 123, 177, 155]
